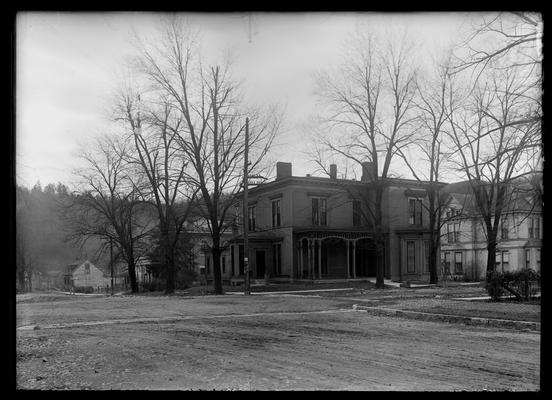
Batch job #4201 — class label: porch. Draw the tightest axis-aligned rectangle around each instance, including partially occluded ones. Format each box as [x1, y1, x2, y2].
[294, 229, 378, 280]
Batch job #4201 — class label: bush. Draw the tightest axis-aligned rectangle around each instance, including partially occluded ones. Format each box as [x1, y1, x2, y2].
[485, 269, 541, 301]
[74, 286, 94, 294]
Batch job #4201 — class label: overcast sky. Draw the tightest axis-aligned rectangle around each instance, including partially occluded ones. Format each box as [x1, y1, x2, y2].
[16, 12, 474, 188]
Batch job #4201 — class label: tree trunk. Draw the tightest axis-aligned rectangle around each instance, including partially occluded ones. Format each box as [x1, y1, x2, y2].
[211, 235, 223, 295]
[427, 188, 439, 284]
[374, 185, 385, 289]
[486, 232, 498, 278]
[164, 230, 176, 294]
[127, 258, 139, 293]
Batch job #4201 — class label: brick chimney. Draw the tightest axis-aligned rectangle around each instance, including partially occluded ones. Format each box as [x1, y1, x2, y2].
[276, 162, 292, 180]
[329, 164, 337, 179]
[361, 161, 375, 182]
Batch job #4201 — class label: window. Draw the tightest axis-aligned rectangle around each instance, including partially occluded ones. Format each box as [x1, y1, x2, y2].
[312, 198, 327, 226]
[409, 198, 422, 225]
[231, 246, 235, 276]
[454, 252, 463, 274]
[271, 199, 281, 228]
[248, 205, 256, 231]
[496, 251, 509, 272]
[443, 252, 451, 274]
[448, 222, 460, 243]
[423, 240, 430, 273]
[501, 219, 509, 240]
[534, 217, 540, 239]
[537, 249, 541, 270]
[272, 243, 282, 275]
[84, 263, 90, 274]
[406, 241, 416, 273]
[502, 251, 509, 271]
[525, 249, 531, 269]
[221, 256, 226, 274]
[206, 255, 210, 274]
[446, 210, 451, 219]
[353, 200, 361, 227]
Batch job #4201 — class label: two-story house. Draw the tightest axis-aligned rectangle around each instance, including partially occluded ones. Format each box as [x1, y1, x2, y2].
[440, 178, 542, 280]
[208, 161, 443, 283]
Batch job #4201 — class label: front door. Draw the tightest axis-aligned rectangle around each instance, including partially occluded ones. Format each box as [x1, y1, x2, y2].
[256, 250, 266, 278]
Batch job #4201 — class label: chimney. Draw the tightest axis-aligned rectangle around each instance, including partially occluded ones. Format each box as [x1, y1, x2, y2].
[361, 161, 375, 182]
[276, 162, 292, 180]
[329, 164, 337, 180]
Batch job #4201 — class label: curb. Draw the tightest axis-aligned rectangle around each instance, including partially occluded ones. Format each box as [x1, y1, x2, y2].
[352, 304, 540, 331]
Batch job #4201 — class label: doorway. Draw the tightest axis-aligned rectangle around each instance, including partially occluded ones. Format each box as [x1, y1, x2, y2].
[256, 250, 266, 278]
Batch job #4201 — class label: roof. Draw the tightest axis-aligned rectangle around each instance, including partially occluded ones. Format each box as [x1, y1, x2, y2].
[238, 174, 447, 200]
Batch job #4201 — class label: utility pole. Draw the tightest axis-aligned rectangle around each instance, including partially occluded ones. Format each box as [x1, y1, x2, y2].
[243, 117, 251, 295]
[110, 237, 114, 296]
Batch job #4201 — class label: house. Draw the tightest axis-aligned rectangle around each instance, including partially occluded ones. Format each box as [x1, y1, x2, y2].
[62, 260, 109, 292]
[440, 178, 542, 280]
[204, 161, 445, 283]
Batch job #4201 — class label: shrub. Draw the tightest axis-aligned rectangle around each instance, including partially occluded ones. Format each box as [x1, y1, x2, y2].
[74, 286, 94, 294]
[485, 269, 541, 301]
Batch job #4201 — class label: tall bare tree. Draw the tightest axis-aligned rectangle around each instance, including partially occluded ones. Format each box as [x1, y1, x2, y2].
[447, 65, 540, 278]
[394, 55, 458, 284]
[125, 19, 281, 294]
[314, 31, 418, 288]
[64, 134, 152, 293]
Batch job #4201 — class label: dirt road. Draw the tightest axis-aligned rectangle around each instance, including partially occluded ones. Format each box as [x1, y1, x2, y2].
[16, 293, 540, 391]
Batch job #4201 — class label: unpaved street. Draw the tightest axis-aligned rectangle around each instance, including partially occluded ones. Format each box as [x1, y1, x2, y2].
[16, 293, 540, 391]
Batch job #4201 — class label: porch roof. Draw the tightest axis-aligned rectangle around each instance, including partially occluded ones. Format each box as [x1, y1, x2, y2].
[294, 228, 374, 240]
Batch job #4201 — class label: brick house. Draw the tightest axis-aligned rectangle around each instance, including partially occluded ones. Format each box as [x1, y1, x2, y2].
[204, 162, 445, 283]
[440, 179, 542, 280]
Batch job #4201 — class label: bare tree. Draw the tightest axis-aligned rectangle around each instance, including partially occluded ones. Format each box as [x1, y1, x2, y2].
[447, 66, 540, 278]
[394, 54, 458, 284]
[64, 134, 153, 293]
[115, 86, 199, 295]
[126, 18, 281, 294]
[314, 31, 418, 288]
[453, 12, 542, 82]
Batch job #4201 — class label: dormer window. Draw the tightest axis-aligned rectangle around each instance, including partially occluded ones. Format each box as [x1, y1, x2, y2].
[84, 262, 90, 274]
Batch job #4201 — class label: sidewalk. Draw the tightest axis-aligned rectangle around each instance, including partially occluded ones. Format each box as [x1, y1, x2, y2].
[353, 303, 540, 331]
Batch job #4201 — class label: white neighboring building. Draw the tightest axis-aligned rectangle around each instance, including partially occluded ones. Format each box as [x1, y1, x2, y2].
[440, 178, 542, 280]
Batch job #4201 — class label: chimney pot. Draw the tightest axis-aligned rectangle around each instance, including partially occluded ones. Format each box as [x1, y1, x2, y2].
[276, 162, 292, 180]
[361, 161, 375, 182]
[329, 164, 337, 179]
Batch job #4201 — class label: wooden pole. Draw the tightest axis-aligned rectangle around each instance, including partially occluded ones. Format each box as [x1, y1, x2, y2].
[243, 118, 250, 295]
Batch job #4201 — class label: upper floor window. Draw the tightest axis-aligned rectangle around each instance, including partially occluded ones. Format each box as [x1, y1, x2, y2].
[248, 205, 256, 231]
[501, 219, 509, 240]
[84, 263, 90, 274]
[528, 216, 540, 239]
[312, 198, 327, 226]
[353, 200, 361, 227]
[537, 249, 541, 269]
[447, 222, 461, 243]
[525, 248, 531, 269]
[271, 199, 281, 228]
[408, 198, 422, 225]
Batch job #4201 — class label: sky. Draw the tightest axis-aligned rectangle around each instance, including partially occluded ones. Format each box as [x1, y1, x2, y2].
[16, 12, 473, 189]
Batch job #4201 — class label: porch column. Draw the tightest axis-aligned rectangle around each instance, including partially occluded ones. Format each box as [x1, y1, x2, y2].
[299, 241, 303, 279]
[346, 240, 350, 279]
[352, 240, 357, 279]
[318, 239, 322, 280]
[309, 239, 314, 280]
[307, 239, 311, 279]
